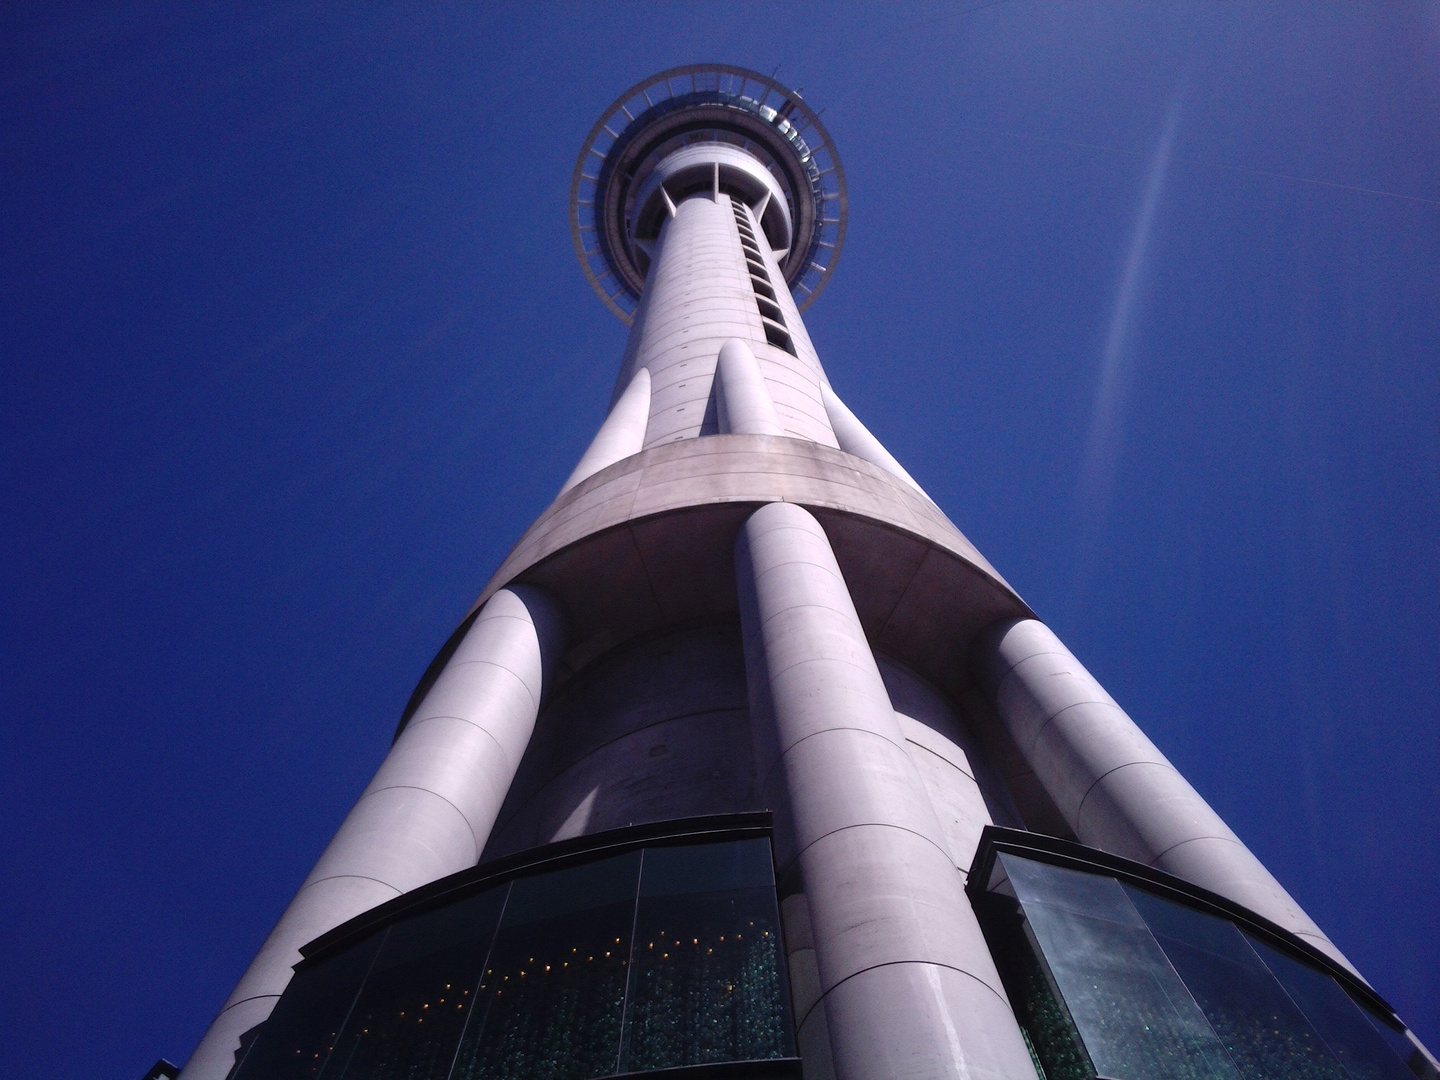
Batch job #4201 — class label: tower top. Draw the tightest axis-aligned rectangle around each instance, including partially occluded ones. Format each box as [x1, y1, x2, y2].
[570, 64, 847, 323]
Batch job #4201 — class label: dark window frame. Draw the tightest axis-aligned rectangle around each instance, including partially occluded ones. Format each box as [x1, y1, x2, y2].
[966, 826, 1405, 1034]
[301, 813, 773, 970]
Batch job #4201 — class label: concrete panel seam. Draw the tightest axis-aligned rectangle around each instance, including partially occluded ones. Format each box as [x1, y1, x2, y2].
[988, 645, 1073, 692]
[760, 650, 891, 688]
[757, 725, 915, 798]
[800, 959, 1013, 1032]
[626, 521, 672, 620]
[904, 737, 978, 783]
[354, 784, 483, 860]
[403, 715, 513, 768]
[420, 657, 542, 715]
[1024, 697, 1134, 758]
[874, 542, 931, 644]
[1146, 832, 1251, 866]
[752, 555, 849, 589]
[791, 820, 958, 880]
[297, 873, 405, 898]
[752, 593, 859, 636]
[215, 993, 281, 1017]
[1072, 759, 1184, 830]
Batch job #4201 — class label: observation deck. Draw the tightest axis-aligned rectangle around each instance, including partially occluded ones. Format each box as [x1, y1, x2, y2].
[571, 64, 847, 323]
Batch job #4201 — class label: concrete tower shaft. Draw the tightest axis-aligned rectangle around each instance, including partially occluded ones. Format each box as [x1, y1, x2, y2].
[611, 193, 837, 451]
[175, 64, 1436, 1080]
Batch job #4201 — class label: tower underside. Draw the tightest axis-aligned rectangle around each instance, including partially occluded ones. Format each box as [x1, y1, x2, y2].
[176, 65, 1436, 1080]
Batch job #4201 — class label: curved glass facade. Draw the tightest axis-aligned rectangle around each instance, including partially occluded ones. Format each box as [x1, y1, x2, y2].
[229, 829, 794, 1080]
[971, 835, 1429, 1080]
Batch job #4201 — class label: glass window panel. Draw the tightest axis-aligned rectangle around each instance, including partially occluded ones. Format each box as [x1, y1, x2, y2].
[1361, 1015, 1435, 1080]
[997, 855, 1239, 1080]
[231, 934, 383, 1080]
[974, 889, 1096, 1080]
[321, 886, 507, 1080]
[1125, 887, 1348, 1080]
[450, 851, 642, 1080]
[1249, 937, 1415, 1080]
[619, 839, 793, 1072]
[1000, 852, 1148, 928]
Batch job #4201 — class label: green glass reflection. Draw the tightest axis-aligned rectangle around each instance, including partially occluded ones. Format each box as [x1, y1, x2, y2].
[1247, 937, 1414, 1080]
[618, 839, 792, 1072]
[322, 887, 507, 1080]
[973, 886, 1095, 1080]
[998, 854, 1239, 1080]
[236, 835, 794, 1080]
[450, 851, 642, 1080]
[1124, 886, 1347, 1080]
[978, 852, 1428, 1080]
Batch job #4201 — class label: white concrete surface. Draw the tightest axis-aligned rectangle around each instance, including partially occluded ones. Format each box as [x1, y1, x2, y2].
[716, 337, 785, 436]
[879, 657, 997, 878]
[736, 502, 1036, 1080]
[559, 366, 651, 494]
[630, 142, 794, 252]
[610, 186, 838, 449]
[976, 617, 1356, 973]
[822, 381, 931, 499]
[178, 585, 564, 1080]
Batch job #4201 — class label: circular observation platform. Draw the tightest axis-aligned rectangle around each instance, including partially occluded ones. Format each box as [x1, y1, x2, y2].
[571, 64, 848, 323]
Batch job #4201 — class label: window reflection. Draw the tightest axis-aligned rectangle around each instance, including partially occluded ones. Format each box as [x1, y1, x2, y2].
[619, 839, 793, 1072]
[232, 832, 792, 1080]
[999, 856, 1238, 1080]
[1250, 938, 1414, 1080]
[452, 852, 641, 1080]
[976, 852, 1422, 1080]
[325, 888, 507, 1080]
[229, 935, 381, 1080]
[1123, 886, 1346, 1080]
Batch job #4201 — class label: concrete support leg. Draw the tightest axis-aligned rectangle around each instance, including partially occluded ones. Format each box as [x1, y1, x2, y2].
[974, 617, 1353, 972]
[560, 366, 652, 494]
[821, 381, 929, 499]
[735, 502, 1036, 1080]
[716, 338, 785, 436]
[179, 585, 565, 1080]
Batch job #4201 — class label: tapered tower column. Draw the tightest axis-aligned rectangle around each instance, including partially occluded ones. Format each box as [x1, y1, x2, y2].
[166, 64, 1436, 1080]
[179, 585, 564, 1080]
[736, 502, 1036, 1080]
[974, 617, 1351, 970]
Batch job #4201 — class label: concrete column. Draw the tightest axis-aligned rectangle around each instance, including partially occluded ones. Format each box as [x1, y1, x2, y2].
[180, 585, 565, 1080]
[560, 366, 651, 494]
[735, 502, 1036, 1080]
[716, 338, 784, 436]
[974, 617, 1353, 972]
[612, 192, 838, 449]
[822, 381, 930, 499]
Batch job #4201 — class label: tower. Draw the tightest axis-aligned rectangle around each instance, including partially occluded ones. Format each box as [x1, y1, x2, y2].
[178, 64, 1436, 1080]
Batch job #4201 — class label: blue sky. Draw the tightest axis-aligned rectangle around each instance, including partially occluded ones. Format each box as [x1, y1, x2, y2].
[2, 4, 1437, 1076]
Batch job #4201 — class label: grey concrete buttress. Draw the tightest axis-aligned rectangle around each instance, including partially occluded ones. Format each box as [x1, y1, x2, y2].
[736, 502, 1037, 1080]
[561, 366, 652, 494]
[174, 69, 1425, 1079]
[974, 616, 1353, 972]
[611, 194, 839, 449]
[179, 585, 564, 1080]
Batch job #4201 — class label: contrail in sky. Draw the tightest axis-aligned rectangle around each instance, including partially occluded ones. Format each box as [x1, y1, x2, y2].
[1072, 92, 1183, 599]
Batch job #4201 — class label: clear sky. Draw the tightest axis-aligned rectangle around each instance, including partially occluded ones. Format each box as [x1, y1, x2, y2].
[3, 4, 1437, 1077]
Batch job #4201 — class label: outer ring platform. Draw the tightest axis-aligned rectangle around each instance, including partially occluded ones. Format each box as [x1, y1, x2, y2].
[570, 65, 847, 323]
[459, 435, 1029, 701]
[395, 436, 1030, 740]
